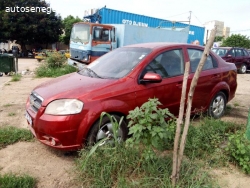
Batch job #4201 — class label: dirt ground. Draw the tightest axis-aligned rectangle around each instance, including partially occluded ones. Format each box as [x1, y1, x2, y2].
[0, 58, 249, 188]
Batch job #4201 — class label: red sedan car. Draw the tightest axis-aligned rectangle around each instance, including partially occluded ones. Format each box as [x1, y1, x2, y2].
[25, 43, 237, 151]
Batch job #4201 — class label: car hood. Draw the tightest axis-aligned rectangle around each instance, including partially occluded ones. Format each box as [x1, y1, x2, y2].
[33, 72, 118, 106]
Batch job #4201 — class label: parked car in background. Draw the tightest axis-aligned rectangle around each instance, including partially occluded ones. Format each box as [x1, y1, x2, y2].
[25, 42, 237, 151]
[212, 47, 250, 74]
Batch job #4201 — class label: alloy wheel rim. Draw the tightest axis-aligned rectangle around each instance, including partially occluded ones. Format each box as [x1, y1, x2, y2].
[212, 95, 225, 116]
[242, 65, 246, 73]
[96, 122, 121, 146]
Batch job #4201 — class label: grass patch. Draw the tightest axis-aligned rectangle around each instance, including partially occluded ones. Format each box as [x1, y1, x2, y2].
[0, 173, 36, 188]
[75, 117, 248, 186]
[0, 126, 34, 149]
[3, 104, 13, 107]
[185, 118, 244, 160]
[8, 112, 16, 116]
[11, 74, 22, 82]
[233, 102, 240, 107]
[35, 64, 77, 77]
[76, 144, 215, 187]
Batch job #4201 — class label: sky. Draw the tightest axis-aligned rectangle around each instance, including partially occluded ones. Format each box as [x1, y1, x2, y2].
[48, 0, 250, 36]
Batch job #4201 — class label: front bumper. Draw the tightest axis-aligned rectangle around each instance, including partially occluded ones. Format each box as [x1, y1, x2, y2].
[25, 104, 84, 151]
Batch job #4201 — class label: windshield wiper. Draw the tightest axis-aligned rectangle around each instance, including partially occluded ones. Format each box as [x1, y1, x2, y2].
[84, 67, 103, 78]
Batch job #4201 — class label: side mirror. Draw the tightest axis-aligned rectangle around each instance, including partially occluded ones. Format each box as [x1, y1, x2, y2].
[140, 72, 162, 84]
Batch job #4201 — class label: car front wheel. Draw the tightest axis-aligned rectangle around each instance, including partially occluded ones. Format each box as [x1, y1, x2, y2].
[239, 63, 247, 74]
[86, 115, 128, 146]
[208, 92, 226, 119]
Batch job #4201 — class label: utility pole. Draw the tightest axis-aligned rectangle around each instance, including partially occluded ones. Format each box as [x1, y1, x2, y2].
[188, 11, 192, 26]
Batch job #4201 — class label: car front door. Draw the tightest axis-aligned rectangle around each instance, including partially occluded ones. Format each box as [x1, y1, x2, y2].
[134, 48, 185, 116]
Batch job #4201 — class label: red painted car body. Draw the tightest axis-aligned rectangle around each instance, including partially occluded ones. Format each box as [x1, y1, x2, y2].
[25, 43, 237, 151]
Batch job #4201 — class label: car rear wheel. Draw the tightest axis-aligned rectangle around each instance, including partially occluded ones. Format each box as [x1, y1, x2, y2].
[86, 115, 128, 146]
[208, 92, 226, 119]
[239, 63, 247, 74]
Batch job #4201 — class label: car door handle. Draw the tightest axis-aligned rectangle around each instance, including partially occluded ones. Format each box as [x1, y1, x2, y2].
[211, 74, 220, 79]
[176, 81, 182, 88]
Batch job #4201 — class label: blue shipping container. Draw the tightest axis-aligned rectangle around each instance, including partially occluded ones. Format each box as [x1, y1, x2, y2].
[84, 7, 205, 45]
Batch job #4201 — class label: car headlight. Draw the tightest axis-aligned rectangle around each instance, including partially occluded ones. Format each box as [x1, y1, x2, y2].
[45, 99, 84, 115]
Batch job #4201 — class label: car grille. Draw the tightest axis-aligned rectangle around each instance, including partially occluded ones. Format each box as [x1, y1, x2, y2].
[29, 92, 43, 112]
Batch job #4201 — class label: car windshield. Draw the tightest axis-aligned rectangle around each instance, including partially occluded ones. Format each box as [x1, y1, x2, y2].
[212, 48, 229, 57]
[78, 47, 152, 79]
[70, 24, 90, 43]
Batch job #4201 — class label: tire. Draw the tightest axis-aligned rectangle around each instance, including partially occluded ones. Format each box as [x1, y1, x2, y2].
[0, 72, 3, 77]
[86, 115, 128, 146]
[4, 72, 8, 75]
[208, 92, 226, 119]
[239, 63, 247, 74]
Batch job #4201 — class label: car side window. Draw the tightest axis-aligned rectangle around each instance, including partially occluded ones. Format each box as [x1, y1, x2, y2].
[144, 49, 184, 78]
[188, 49, 215, 72]
[228, 49, 235, 57]
[235, 49, 243, 57]
[243, 49, 249, 56]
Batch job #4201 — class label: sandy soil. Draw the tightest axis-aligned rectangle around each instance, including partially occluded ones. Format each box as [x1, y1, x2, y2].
[0, 58, 249, 187]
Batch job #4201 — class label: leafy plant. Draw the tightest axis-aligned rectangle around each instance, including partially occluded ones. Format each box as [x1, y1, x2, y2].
[46, 52, 67, 68]
[226, 131, 250, 174]
[126, 98, 176, 160]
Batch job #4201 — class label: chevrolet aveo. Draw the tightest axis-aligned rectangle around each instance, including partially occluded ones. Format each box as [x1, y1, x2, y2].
[25, 43, 237, 151]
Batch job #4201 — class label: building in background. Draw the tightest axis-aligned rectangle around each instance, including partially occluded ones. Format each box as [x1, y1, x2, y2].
[204, 20, 230, 44]
[223, 27, 230, 38]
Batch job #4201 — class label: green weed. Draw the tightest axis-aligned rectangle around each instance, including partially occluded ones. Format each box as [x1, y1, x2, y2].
[0, 173, 36, 188]
[8, 112, 16, 116]
[11, 74, 22, 82]
[0, 126, 34, 149]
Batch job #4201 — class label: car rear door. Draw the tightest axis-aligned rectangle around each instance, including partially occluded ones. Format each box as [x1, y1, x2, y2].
[186, 48, 221, 113]
[233, 48, 244, 69]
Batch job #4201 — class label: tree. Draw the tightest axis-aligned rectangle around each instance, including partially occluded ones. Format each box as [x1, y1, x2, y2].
[221, 34, 250, 49]
[60, 15, 82, 45]
[0, 0, 63, 51]
[214, 36, 224, 42]
[171, 28, 216, 186]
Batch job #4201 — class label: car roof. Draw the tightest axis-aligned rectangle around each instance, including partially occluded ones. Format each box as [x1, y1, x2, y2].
[123, 42, 204, 50]
[213, 47, 231, 49]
